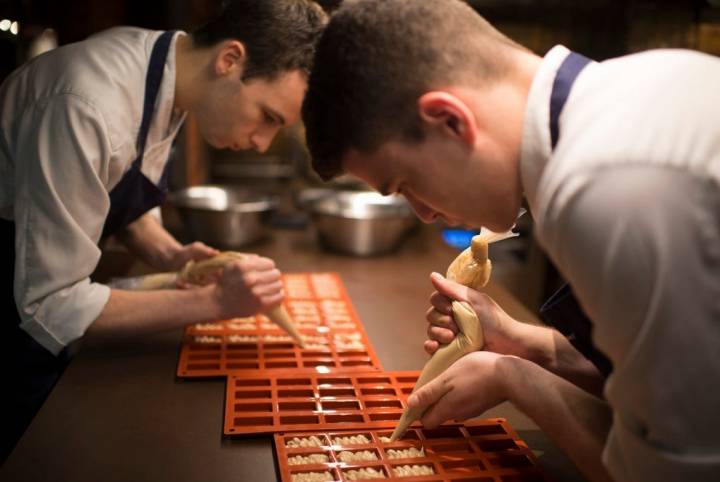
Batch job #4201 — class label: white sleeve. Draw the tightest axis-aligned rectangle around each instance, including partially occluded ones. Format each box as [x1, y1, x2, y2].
[13, 94, 112, 355]
[540, 165, 720, 481]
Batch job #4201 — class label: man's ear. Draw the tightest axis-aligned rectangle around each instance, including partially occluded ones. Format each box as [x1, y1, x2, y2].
[417, 92, 477, 147]
[214, 40, 246, 77]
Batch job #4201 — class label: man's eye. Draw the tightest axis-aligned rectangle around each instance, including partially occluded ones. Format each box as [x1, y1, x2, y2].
[263, 112, 275, 124]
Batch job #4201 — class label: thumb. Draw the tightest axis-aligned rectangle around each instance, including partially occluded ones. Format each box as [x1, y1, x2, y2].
[407, 373, 451, 413]
[430, 272, 470, 303]
[189, 242, 219, 259]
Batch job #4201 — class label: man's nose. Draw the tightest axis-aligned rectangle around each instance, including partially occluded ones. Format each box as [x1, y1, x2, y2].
[250, 130, 275, 153]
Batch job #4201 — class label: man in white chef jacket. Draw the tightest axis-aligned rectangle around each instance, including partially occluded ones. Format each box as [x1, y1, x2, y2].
[301, 1, 720, 481]
[0, 0, 326, 462]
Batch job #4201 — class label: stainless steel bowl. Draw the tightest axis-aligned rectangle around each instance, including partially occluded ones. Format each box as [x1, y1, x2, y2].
[169, 185, 278, 248]
[310, 191, 416, 256]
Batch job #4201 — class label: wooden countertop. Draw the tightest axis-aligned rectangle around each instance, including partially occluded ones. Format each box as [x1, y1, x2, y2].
[0, 226, 586, 482]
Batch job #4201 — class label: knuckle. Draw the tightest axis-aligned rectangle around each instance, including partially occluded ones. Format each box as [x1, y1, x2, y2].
[243, 272, 257, 287]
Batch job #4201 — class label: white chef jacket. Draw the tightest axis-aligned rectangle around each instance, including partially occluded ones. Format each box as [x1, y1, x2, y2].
[521, 45, 720, 481]
[0, 28, 187, 355]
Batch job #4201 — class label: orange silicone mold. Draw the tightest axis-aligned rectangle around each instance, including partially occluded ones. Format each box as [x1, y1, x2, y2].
[224, 371, 419, 435]
[274, 419, 552, 482]
[177, 273, 382, 378]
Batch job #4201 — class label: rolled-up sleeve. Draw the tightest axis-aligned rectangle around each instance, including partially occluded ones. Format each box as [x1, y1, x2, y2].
[13, 94, 112, 355]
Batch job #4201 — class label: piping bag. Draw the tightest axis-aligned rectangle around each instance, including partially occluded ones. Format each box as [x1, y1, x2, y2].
[108, 251, 305, 347]
[390, 226, 519, 441]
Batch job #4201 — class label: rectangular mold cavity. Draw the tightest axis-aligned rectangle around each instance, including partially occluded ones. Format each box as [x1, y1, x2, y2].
[368, 412, 401, 422]
[426, 441, 473, 454]
[266, 361, 300, 369]
[290, 469, 339, 481]
[303, 360, 336, 368]
[440, 459, 486, 473]
[395, 376, 419, 383]
[340, 360, 373, 367]
[390, 463, 436, 478]
[234, 402, 273, 412]
[319, 387, 356, 397]
[337, 351, 369, 357]
[232, 416, 273, 427]
[300, 351, 332, 358]
[277, 378, 312, 386]
[360, 387, 396, 396]
[186, 363, 221, 371]
[334, 448, 381, 463]
[283, 434, 330, 448]
[376, 430, 420, 442]
[226, 352, 259, 359]
[280, 415, 320, 425]
[320, 400, 361, 411]
[264, 343, 295, 350]
[340, 465, 388, 480]
[286, 451, 331, 466]
[364, 400, 402, 409]
[466, 424, 507, 437]
[278, 389, 315, 398]
[476, 438, 519, 452]
[264, 351, 296, 359]
[226, 362, 260, 369]
[357, 377, 392, 384]
[226, 344, 256, 351]
[324, 414, 365, 423]
[422, 426, 464, 439]
[317, 377, 352, 385]
[188, 344, 221, 351]
[188, 353, 219, 361]
[278, 401, 317, 411]
[234, 390, 272, 399]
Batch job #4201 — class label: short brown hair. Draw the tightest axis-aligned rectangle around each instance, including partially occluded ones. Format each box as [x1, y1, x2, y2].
[303, 0, 525, 181]
[192, 0, 327, 80]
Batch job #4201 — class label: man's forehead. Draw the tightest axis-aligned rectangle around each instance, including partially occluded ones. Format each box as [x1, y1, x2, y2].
[342, 144, 403, 193]
[259, 70, 307, 124]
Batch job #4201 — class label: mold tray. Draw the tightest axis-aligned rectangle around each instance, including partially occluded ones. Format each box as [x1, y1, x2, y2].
[274, 418, 552, 482]
[177, 273, 382, 378]
[224, 371, 420, 435]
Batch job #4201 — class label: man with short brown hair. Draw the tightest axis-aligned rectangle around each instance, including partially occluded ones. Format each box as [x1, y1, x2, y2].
[0, 0, 326, 462]
[302, 1, 720, 481]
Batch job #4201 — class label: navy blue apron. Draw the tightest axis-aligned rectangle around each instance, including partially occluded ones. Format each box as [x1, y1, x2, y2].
[102, 30, 176, 238]
[538, 52, 614, 378]
[0, 31, 176, 463]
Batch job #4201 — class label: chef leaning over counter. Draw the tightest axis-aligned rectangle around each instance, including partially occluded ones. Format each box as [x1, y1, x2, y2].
[0, 0, 326, 462]
[301, 1, 720, 482]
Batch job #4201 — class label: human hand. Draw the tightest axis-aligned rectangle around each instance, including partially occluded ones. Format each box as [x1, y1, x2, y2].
[424, 272, 521, 356]
[165, 241, 219, 272]
[407, 351, 510, 428]
[213, 255, 284, 318]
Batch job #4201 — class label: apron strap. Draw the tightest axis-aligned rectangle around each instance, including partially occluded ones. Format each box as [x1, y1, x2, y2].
[549, 52, 592, 150]
[133, 30, 176, 168]
[541, 51, 613, 377]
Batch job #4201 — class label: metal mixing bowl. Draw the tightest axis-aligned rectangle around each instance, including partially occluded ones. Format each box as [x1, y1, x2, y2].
[310, 191, 416, 256]
[169, 185, 278, 248]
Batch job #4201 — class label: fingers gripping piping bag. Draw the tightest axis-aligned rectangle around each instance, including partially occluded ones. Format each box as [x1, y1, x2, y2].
[108, 251, 305, 347]
[390, 226, 519, 441]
